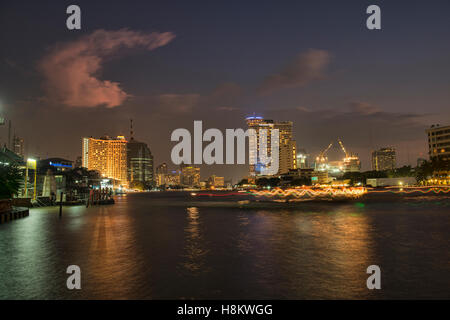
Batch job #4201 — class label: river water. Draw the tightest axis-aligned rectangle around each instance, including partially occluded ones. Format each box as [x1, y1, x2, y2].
[0, 192, 449, 299]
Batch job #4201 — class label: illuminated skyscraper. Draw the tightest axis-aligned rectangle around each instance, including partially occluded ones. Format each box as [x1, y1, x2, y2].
[156, 163, 168, 186]
[127, 138, 154, 188]
[126, 120, 154, 188]
[166, 170, 181, 186]
[82, 136, 128, 187]
[180, 164, 200, 187]
[246, 116, 297, 176]
[372, 147, 396, 171]
[426, 124, 450, 161]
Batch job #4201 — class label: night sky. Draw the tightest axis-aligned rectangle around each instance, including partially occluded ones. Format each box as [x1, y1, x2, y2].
[1, 0, 449, 182]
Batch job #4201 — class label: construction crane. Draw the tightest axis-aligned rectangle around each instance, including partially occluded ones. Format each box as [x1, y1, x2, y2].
[338, 138, 349, 158]
[338, 138, 361, 172]
[316, 142, 333, 163]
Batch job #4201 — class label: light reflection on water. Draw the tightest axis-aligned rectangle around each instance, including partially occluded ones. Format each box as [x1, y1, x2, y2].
[180, 207, 210, 275]
[0, 192, 449, 299]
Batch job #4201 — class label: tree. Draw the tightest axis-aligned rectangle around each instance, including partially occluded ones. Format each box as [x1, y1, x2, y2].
[130, 181, 145, 191]
[388, 165, 414, 178]
[0, 165, 22, 199]
[416, 159, 450, 183]
[237, 179, 249, 186]
[343, 170, 387, 186]
[256, 177, 280, 188]
[290, 177, 312, 186]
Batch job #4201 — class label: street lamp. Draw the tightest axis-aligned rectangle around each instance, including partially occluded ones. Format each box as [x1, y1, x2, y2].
[25, 158, 37, 200]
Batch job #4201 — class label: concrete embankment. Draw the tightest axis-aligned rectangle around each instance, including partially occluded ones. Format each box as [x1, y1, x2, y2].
[0, 207, 29, 224]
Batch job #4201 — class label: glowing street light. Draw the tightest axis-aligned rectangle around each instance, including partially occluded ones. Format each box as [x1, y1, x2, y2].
[25, 158, 37, 200]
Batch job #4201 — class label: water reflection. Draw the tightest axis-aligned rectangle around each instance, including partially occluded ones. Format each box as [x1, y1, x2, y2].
[0, 192, 448, 299]
[235, 212, 252, 254]
[85, 205, 146, 299]
[239, 206, 375, 298]
[0, 208, 55, 299]
[180, 207, 209, 275]
[306, 206, 374, 298]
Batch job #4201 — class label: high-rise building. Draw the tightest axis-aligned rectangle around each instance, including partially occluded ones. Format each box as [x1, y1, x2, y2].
[296, 149, 309, 169]
[13, 135, 25, 158]
[127, 137, 154, 188]
[82, 136, 128, 187]
[208, 175, 225, 188]
[372, 147, 396, 171]
[246, 116, 297, 176]
[156, 163, 168, 186]
[166, 170, 181, 186]
[426, 124, 450, 161]
[181, 164, 200, 187]
[126, 120, 154, 188]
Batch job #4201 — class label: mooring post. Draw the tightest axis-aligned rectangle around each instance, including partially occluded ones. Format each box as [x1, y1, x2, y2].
[59, 192, 63, 218]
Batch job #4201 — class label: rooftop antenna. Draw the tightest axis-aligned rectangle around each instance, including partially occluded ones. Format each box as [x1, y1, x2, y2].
[130, 118, 134, 141]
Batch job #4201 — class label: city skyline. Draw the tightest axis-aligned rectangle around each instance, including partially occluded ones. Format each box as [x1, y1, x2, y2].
[1, 0, 450, 182]
[1, 0, 450, 303]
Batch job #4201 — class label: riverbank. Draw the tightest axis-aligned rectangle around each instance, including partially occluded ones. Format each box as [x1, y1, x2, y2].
[0, 207, 29, 224]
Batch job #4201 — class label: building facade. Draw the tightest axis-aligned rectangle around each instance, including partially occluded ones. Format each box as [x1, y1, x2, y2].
[246, 116, 297, 176]
[155, 163, 168, 186]
[372, 147, 396, 171]
[181, 165, 200, 187]
[426, 124, 450, 161]
[296, 149, 310, 169]
[208, 175, 225, 188]
[38, 158, 73, 174]
[13, 136, 25, 158]
[82, 136, 128, 187]
[127, 138, 154, 188]
[166, 170, 182, 187]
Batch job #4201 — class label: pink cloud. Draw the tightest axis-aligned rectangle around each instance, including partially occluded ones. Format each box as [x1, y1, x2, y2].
[39, 29, 175, 108]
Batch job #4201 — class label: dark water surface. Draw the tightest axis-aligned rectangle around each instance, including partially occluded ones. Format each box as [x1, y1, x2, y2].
[0, 192, 449, 299]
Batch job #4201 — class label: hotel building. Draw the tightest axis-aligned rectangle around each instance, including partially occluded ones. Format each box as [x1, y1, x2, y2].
[426, 124, 450, 161]
[246, 116, 297, 176]
[82, 136, 128, 187]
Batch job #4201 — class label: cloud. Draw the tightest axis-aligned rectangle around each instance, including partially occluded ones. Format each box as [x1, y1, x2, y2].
[265, 101, 429, 148]
[156, 94, 201, 113]
[296, 106, 312, 113]
[347, 101, 381, 115]
[259, 49, 331, 94]
[217, 106, 239, 111]
[264, 101, 431, 169]
[39, 29, 175, 108]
